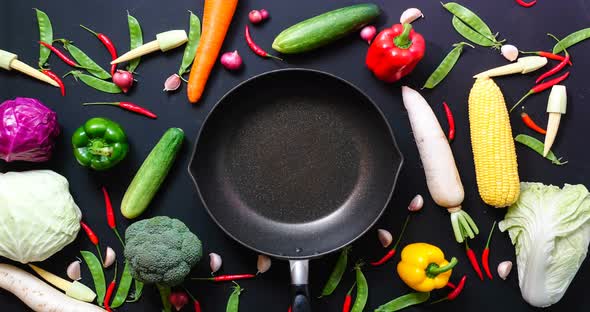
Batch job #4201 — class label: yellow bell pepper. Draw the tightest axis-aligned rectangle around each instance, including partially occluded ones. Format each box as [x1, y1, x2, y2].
[397, 243, 458, 292]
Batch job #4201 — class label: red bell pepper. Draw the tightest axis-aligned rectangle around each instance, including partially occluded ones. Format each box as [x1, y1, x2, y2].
[366, 23, 425, 83]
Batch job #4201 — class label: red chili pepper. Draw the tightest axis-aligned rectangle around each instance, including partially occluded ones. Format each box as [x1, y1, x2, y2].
[515, 0, 537, 8]
[521, 51, 572, 65]
[520, 112, 546, 134]
[536, 53, 570, 84]
[446, 281, 456, 289]
[342, 283, 355, 312]
[245, 25, 282, 60]
[38, 41, 79, 67]
[104, 264, 117, 312]
[41, 70, 65, 96]
[102, 186, 125, 246]
[80, 221, 104, 265]
[465, 240, 483, 281]
[83, 102, 157, 119]
[482, 221, 497, 280]
[80, 25, 118, 75]
[193, 300, 202, 312]
[510, 71, 570, 112]
[442, 102, 455, 142]
[431, 275, 467, 304]
[370, 215, 411, 266]
[193, 274, 256, 282]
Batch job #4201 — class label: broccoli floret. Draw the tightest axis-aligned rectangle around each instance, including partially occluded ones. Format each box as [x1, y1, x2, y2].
[124, 216, 202, 286]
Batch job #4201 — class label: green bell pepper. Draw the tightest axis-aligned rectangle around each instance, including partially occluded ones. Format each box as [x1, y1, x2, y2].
[72, 117, 128, 170]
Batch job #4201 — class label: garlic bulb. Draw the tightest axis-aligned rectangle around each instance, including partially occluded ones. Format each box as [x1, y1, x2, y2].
[400, 8, 424, 24]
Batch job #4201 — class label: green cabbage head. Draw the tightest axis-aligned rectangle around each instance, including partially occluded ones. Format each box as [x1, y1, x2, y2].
[499, 182, 590, 308]
[0, 170, 81, 263]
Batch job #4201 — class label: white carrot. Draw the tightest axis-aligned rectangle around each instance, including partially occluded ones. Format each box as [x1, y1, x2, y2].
[401, 86, 479, 243]
[0, 263, 106, 312]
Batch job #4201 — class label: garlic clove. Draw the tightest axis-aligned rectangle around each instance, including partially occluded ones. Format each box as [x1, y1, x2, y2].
[408, 194, 424, 212]
[163, 74, 182, 92]
[377, 229, 393, 248]
[209, 253, 222, 274]
[103, 247, 116, 268]
[501, 45, 519, 62]
[66, 260, 82, 281]
[400, 8, 424, 24]
[497, 260, 513, 280]
[257, 254, 272, 274]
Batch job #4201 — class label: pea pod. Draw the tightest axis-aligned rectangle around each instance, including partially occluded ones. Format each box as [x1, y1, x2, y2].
[80, 250, 106, 306]
[35, 9, 53, 68]
[514, 134, 567, 165]
[110, 262, 133, 308]
[126, 12, 143, 72]
[423, 42, 473, 89]
[552, 28, 590, 53]
[66, 71, 122, 93]
[226, 283, 243, 312]
[127, 280, 144, 302]
[319, 246, 351, 297]
[442, 2, 494, 40]
[350, 264, 368, 312]
[451, 17, 497, 48]
[375, 292, 430, 312]
[60, 40, 111, 79]
[178, 11, 201, 76]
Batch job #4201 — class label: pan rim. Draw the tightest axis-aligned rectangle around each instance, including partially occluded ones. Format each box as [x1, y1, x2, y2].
[187, 68, 404, 260]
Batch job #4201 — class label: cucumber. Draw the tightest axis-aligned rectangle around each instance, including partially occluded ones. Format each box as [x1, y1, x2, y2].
[272, 3, 380, 54]
[121, 128, 184, 219]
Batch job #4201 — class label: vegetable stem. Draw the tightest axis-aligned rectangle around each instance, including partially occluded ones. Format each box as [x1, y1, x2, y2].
[426, 257, 458, 276]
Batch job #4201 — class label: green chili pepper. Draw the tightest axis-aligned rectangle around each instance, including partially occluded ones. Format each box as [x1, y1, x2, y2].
[66, 71, 122, 93]
[451, 17, 498, 48]
[110, 262, 134, 308]
[350, 264, 368, 312]
[423, 42, 473, 89]
[442, 2, 494, 40]
[178, 11, 201, 77]
[374, 292, 430, 312]
[226, 283, 243, 312]
[319, 246, 351, 297]
[59, 40, 111, 79]
[71, 117, 129, 171]
[157, 284, 172, 312]
[514, 134, 568, 165]
[126, 12, 143, 72]
[552, 28, 590, 53]
[35, 8, 53, 68]
[80, 250, 106, 306]
[127, 280, 144, 302]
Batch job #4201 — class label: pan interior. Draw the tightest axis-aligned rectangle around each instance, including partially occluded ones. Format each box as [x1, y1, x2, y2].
[191, 70, 401, 258]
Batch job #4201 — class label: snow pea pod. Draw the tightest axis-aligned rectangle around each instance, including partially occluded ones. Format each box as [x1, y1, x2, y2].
[552, 28, 590, 53]
[110, 262, 133, 308]
[423, 42, 473, 89]
[226, 283, 243, 312]
[60, 40, 111, 79]
[178, 11, 201, 76]
[451, 16, 497, 48]
[350, 264, 367, 312]
[80, 250, 106, 306]
[374, 292, 430, 312]
[66, 71, 122, 93]
[514, 134, 567, 165]
[127, 279, 144, 302]
[126, 12, 143, 72]
[35, 9, 53, 68]
[443, 2, 494, 40]
[319, 246, 351, 297]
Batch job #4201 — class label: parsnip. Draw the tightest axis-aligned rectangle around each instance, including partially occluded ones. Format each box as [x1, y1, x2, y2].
[0, 263, 106, 312]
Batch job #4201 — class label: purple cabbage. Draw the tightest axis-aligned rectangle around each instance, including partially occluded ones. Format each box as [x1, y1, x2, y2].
[0, 97, 60, 162]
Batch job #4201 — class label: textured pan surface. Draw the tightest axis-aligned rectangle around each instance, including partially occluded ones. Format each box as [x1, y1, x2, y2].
[189, 69, 402, 259]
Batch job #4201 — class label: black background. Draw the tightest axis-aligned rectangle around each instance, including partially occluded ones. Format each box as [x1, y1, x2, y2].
[1, 0, 589, 311]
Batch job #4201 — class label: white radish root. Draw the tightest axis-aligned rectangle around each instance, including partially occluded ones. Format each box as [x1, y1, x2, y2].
[0, 263, 106, 312]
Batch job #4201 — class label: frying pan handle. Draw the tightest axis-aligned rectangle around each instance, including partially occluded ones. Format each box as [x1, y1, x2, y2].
[290, 260, 312, 312]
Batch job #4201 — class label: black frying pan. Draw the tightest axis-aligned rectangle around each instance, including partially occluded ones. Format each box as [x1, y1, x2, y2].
[188, 69, 403, 311]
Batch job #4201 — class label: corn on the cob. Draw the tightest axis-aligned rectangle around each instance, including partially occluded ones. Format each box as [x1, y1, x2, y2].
[468, 77, 520, 207]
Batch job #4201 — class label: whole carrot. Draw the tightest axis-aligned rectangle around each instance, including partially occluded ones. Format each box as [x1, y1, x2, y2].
[187, 0, 239, 103]
[482, 221, 496, 280]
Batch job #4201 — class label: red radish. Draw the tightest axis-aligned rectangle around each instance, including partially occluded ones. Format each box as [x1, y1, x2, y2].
[112, 70, 134, 93]
[249, 10, 263, 24]
[259, 9, 270, 20]
[360, 26, 376, 44]
[220, 51, 243, 71]
[169, 291, 189, 311]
